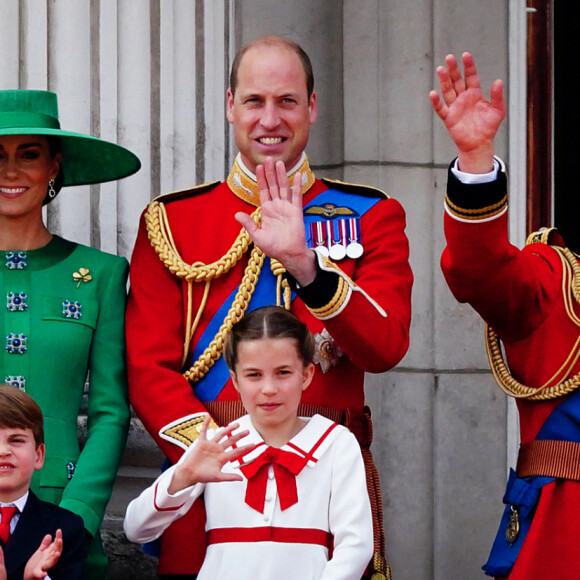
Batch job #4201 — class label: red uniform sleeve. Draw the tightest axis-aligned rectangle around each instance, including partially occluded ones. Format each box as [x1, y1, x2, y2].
[441, 165, 562, 344]
[304, 197, 413, 373]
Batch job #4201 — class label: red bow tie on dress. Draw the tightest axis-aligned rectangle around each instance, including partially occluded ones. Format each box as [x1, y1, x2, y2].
[0, 506, 18, 545]
[240, 446, 309, 514]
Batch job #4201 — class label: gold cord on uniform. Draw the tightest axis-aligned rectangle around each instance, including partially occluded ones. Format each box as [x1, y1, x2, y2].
[486, 243, 580, 400]
[145, 201, 291, 383]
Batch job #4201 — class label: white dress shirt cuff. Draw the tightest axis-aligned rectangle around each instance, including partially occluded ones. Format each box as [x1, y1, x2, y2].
[451, 158, 500, 184]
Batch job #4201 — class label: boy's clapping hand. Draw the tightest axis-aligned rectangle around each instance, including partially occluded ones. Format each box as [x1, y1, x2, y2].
[22, 529, 63, 580]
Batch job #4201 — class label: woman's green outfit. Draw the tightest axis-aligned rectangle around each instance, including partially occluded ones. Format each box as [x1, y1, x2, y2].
[0, 90, 140, 578]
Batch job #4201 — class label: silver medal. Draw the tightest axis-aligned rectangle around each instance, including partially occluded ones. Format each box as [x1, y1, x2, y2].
[329, 243, 347, 261]
[346, 241, 363, 259]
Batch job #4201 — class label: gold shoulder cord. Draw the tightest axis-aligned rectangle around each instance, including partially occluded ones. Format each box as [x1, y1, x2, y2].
[145, 200, 291, 383]
[486, 245, 580, 400]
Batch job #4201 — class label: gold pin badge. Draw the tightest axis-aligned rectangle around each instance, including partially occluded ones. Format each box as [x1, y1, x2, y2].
[73, 268, 92, 288]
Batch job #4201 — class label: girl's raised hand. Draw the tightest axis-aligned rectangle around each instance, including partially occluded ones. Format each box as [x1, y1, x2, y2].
[168, 415, 252, 493]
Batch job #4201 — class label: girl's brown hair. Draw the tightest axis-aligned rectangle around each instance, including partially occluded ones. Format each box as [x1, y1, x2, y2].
[224, 306, 315, 371]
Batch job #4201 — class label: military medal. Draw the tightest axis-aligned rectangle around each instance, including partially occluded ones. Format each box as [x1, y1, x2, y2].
[505, 505, 520, 544]
[305, 202, 364, 261]
[329, 219, 347, 261]
[313, 328, 344, 373]
[346, 217, 363, 258]
[310, 221, 329, 257]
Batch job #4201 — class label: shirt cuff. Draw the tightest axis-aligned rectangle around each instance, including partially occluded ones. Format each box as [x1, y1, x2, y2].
[451, 158, 500, 184]
[445, 157, 508, 221]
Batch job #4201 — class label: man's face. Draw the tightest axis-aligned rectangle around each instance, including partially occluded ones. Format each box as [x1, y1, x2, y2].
[226, 45, 317, 174]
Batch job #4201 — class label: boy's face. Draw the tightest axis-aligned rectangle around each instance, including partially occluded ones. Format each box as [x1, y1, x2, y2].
[230, 337, 314, 446]
[0, 427, 44, 502]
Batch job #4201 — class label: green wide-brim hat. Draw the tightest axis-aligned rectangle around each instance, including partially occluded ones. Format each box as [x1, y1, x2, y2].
[0, 90, 141, 186]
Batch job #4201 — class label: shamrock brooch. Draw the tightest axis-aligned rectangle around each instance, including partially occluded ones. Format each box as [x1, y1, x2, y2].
[73, 268, 92, 288]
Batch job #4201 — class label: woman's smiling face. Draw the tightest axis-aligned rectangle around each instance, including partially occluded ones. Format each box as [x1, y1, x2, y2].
[0, 134, 60, 219]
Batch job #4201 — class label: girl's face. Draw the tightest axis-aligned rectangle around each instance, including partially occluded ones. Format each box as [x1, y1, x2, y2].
[0, 135, 60, 220]
[230, 336, 314, 447]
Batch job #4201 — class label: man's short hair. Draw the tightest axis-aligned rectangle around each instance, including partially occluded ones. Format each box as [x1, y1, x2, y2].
[229, 35, 314, 99]
[0, 386, 44, 447]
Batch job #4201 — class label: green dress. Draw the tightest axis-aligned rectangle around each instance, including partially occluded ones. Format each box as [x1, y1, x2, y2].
[1, 235, 130, 578]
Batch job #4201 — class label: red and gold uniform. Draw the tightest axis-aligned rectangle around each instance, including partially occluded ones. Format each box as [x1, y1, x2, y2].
[126, 154, 413, 577]
[442, 160, 580, 580]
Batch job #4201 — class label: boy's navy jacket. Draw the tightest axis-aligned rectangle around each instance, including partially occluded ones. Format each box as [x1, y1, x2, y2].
[3, 491, 86, 579]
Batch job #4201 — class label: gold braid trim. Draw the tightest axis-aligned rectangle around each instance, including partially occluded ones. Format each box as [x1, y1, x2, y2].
[182, 246, 266, 382]
[486, 245, 580, 400]
[445, 193, 507, 220]
[145, 200, 293, 383]
[308, 276, 349, 318]
[145, 200, 258, 282]
[145, 200, 266, 383]
[269, 258, 292, 309]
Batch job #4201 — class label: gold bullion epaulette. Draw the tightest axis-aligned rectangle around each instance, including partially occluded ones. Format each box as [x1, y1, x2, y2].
[159, 413, 220, 451]
[151, 180, 221, 205]
[525, 227, 562, 247]
[320, 177, 390, 200]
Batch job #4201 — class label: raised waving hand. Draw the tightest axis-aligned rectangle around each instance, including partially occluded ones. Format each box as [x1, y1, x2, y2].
[430, 52, 506, 173]
[168, 416, 252, 494]
[235, 157, 317, 286]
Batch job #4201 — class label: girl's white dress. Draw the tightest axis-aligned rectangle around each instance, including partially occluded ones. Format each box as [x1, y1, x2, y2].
[124, 414, 373, 580]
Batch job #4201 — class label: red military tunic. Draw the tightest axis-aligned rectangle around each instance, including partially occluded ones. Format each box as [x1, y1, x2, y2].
[126, 154, 413, 575]
[442, 160, 580, 579]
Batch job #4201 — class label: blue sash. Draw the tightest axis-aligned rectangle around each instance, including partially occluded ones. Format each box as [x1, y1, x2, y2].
[536, 388, 580, 442]
[482, 469, 554, 576]
[193, 258, 280, 401]
[191, 188, 381, 401]
[483, 386, 580, 576]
